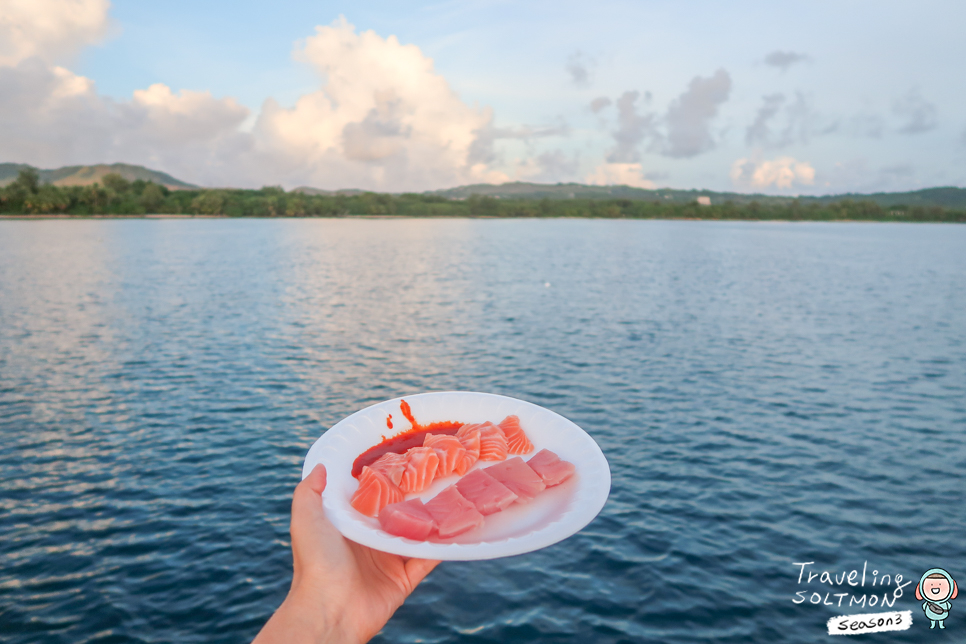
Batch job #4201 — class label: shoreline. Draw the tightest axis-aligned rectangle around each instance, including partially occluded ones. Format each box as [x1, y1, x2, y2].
[0, 214, 225, 219]
[0, 214, 962, 224]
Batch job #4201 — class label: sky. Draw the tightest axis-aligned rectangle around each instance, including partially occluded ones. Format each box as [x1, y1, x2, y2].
[1, 0, 964, 193]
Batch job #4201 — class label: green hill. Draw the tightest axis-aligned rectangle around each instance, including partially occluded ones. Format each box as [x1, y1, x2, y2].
[428, 181, 966, 209]
[0, 163, 197, 189]
[3, 163, 964, 210]
[291, 186, 367, 197]
[430, 181, 701, 202]
[807, 187, 966, 209]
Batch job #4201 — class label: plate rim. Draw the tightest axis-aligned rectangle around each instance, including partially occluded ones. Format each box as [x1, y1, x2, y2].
[301, 391, 611, 560]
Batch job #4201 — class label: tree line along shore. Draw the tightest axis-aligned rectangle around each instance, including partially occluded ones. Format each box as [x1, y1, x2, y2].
[2, 169, 964, 222]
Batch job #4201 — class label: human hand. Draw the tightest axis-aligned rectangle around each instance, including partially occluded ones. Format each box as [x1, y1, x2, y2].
[253, 464, 440, 644]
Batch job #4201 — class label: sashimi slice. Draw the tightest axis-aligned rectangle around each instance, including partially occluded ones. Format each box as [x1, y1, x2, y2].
[423, 484, 485, 538]
[454, 428, 481, 475]
[378, 498, 437, 541]
[526, 449, 576, 487]
[497, 415, 534, 455]
[484, 457, 546, 503]
[477, 422, 509, 461]
[351, 466, 404, 517]
[455, 422, 481, 440]
[458, 422, 508, 461]
[455, 468, 518, 515]
[399, 446, 440, 494]
[369, 452, 407, 487]
[423, 433, 466, 478]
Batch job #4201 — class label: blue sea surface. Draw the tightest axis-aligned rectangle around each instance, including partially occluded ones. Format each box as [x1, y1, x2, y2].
[1, 219, 964, 643]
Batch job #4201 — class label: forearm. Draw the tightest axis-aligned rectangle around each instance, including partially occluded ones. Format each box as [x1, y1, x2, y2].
[252, 592, 354, 644]
[256, 465, 433, 644]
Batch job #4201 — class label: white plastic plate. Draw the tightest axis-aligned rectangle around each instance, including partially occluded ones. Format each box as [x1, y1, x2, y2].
[301, 391, 611, 560]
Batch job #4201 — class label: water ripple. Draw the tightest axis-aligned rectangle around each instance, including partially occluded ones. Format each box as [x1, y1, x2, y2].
[1, 219, 964, 643]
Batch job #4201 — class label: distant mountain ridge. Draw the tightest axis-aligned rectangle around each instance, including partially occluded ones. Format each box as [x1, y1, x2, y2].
[427, 181, 966, 209]
[292, 186, 367, 197]
[3, 162, 964, 209]
[0, 163, 197, 189]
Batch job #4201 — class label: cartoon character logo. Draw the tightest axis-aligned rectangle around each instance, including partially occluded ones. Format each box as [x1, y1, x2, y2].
[916, 568, 958, 629]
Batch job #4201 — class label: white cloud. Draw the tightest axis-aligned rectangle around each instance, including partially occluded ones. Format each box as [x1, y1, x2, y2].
[763, 51, 810, 72]
[251, 17, 507, 189]
[745, 94, 785, 147]
[589, 96, 611, 113]
[0, 0, 110, 66]
[466, 122, 570, 169]
[0, 59, 252, 184]
[594, 71, 731, 164]
[606, 90, 657, 163]
[0, 13, 513, 190]
[663, 68, 731, 158]
[745, 92, 830, 149]
[730, 156, 815, 190]
[131, 84, 250, 142]
[585, 162, 656, 189]
[566, 50, 594, 87]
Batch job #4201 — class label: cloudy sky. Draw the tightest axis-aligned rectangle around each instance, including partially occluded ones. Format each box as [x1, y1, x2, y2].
[1, 0, 964, 193]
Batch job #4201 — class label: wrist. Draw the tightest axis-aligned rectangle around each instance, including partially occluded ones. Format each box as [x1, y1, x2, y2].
[281, 584, 355, 644]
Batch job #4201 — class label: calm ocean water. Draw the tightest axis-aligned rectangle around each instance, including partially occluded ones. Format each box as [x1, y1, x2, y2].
[1, 218, 964, 643]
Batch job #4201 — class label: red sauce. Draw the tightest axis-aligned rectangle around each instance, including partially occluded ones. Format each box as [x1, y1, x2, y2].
[351, 399, 464, 477]
[400, 399, 417, 427]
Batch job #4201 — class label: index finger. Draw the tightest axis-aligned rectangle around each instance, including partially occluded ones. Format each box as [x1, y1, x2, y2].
[404, 558, 441, 586]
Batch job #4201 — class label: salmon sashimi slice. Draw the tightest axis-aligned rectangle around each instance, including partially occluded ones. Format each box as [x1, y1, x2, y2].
[458, 422, 508, 461]
[378, 498, 437, 541]
[484, 457, 546, 503]
[455, 422, 482, 440]
[526, 449, 576, 487]
[455, 468, 518, 515]
[423, 484, 485, 538]
[477, 422, 509, 461]
[351, 466, 404, 517]
[423, 433, 466, 478]
[369, 452, 408, 487]
[399, 446, 440, 494]
[454, 427, 481, 475]
[497, 415, 534, 455]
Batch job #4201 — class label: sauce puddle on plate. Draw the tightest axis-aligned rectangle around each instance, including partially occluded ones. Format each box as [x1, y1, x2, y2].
[351, 399, 464, 477]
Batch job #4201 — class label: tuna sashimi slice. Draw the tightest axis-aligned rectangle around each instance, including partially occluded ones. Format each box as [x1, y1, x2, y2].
[423, 485, 485, 538]
[497, 415, 534, 455]
[484, 457, 546, 503]
[526, 449, 576, 487]
[378, 498, 437, 541]
[399, 446, 440, 494]
[455, 468, 518, 515]
[423, 434, 466, 478]
[369, 452, 407, 487]
[458, 422, 508, 462]
[454, 428, 481, 475]
[351, 466, 404, 517]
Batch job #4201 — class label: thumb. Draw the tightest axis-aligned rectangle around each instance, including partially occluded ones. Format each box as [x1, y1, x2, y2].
[302, 463, 327, 494]
[292, 464, 327, 512]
